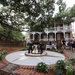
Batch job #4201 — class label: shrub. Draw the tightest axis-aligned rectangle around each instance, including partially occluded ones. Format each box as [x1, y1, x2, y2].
[0, 51, 7, 60]
[65, 65, 73, 75]
[0, 53, 2, 60]
[69, 57, 75, 65]
[36, 62, 48, 73]
[56, 60, 66, 70]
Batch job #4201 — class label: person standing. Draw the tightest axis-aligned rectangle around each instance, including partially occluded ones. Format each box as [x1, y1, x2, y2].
[28, 40, 33, 53]
[62, 38, 66, 50]
[72, 40, 75, 52]
[67, 40, 72, 50]
[39, 41, 45, 54]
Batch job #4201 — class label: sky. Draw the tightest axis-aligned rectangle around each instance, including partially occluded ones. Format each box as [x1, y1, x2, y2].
[63, 0, 75, 7]
[55, 0, 75, 13]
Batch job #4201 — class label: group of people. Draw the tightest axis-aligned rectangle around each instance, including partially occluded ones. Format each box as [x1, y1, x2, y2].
[27, 38, 75, 53]
[67, 39, 75, 52]
[46, 41, 57, 50]
[28, 41, 45, 54]
[28, 40, 57, 54]
[61, 38, 75, 52]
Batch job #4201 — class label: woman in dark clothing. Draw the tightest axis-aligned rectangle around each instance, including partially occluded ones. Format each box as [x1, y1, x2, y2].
[72, 41, 75, 52]
[28, 42, 33, 53]
[62, 38, 66, 50]
[67, 40, 72, 50]
[40, 41, 45, 54]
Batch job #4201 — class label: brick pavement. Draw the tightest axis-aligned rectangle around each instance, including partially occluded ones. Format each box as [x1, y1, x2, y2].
[0, 47, 71, 75]
[66, 49, 75, 58]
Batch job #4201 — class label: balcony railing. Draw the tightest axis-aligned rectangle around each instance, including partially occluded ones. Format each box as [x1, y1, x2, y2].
[41, 38, 55, 41]
[41, 38, 48, 41]
[48, 38, 55, 41]
[48, 26, 72, 32]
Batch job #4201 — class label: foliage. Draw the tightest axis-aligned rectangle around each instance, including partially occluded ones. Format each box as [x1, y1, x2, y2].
[65, 57, 75, 75]
[0, 0, 75, 41]
[65, 65, 73, 75]
[0, 27, 25, 42]
[36, 62, 48, 73]
[56, 60, 66, 70]
[69, 57, 75, 65]
[70, 4, 75, 17]
[0, 0, 55, 32]
[0, 53, 2, 60]
[0, 0, 75, 31]
[11, 31, 25, 42]
[0, 51, 7, 60]
[56, 0, 66, 12]
[55, 0, 75, 24]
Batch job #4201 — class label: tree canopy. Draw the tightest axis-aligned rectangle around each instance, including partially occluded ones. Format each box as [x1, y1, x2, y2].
[0, 0, 55, 32]
[0, 0, 75, 40]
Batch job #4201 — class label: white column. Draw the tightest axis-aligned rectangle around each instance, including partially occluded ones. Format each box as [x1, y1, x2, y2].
[47, 33, 48, 41]
[64, 32, 65, 38]
[55, 33, 56, 41]
[33, 33, 35, 40]
[39, 33, 41, 41]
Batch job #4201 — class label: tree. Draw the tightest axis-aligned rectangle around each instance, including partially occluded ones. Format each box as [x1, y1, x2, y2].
[56, 0, 66, 12]
[69, 4, 75, 18]
[0, 0, 55, 32]
[0, 26, 25, 42]
[55, 0, 75, 24]
[54, 0, 74, 24]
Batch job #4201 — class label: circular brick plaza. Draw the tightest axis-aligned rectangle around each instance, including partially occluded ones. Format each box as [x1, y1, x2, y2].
[5, 51, 65, 66]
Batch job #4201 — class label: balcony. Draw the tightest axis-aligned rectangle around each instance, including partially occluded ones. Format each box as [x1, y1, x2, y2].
[48, 26, 72, 32]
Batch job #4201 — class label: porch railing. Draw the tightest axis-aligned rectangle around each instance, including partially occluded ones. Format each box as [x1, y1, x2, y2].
[48, 26, 72, 32]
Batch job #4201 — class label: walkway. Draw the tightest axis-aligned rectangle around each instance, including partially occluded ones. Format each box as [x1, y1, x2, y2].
[66, 49, 75, 58]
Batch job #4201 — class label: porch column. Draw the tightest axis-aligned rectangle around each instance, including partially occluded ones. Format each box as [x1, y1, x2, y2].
[64, 32, 65, 38]
[33, 33, 35, 40]
[39, 33, 41, 41]
[47, 33, 49, 41]
[55, 33, 56, 41]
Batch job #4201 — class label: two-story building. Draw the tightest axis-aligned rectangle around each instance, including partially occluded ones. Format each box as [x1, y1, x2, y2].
[29, 24, 73, 48]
